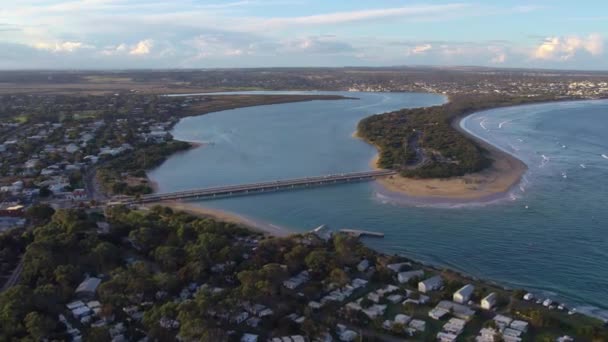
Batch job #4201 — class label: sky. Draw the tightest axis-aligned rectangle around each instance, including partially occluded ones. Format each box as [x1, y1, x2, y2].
[0, 0, 607, 70]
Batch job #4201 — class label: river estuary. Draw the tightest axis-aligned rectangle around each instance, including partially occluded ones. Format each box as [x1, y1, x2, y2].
[148, 91, 608, 318]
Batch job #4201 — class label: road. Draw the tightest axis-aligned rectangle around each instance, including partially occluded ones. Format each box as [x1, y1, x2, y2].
[1, 258, 24, 292]
[84, 164, 108, 202]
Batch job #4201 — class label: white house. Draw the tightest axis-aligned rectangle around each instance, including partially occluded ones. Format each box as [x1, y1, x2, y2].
[453, 284, 474, 304]
[418, 275, 443, 293]
[481, 292, 497, 310]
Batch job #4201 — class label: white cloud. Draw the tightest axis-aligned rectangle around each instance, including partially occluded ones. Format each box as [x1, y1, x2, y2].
[532, 34, 604, 61]
[491, 53, 507, 63]
[409, 44, 432, 55]
[33, 41, 91, 52]
[281, 36, 356, 54]
[129, 39, 153, 55]
[260, 4, 468, 28]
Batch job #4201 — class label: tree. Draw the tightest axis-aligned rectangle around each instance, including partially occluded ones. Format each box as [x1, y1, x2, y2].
[33, 284, 63, 313]
[87, 327, 111, 342]
[153, 246, 184, 271]
[333, 234, 358, 264]
[284, 245, 309, 271]
[0, 286, 32, 337]
[24, 312, 56, 341]
[305, 250, 333, 275]
[329, 268, 350, 287]
[25, 204, 55, 222]
[91, 242, 121, 270]
[54, 264, 80, 289]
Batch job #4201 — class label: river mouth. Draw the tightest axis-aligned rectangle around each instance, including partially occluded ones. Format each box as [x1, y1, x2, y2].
[148, 92, 608, 315]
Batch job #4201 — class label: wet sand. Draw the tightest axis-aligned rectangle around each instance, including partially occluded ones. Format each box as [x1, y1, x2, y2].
[354, 119, 527, 202]
[154, 201, 291, 237]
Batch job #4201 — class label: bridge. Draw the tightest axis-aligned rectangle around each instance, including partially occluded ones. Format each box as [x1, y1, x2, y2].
[121, 170, 396, 204]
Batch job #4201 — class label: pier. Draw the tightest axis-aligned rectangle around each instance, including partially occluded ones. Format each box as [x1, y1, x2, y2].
[121, 170, 396, 204]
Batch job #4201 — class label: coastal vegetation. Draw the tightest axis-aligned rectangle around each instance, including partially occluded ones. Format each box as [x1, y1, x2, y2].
[96, 140, 193, 195]
[1, 206, 606, 341]
[357, 94, 556, 178]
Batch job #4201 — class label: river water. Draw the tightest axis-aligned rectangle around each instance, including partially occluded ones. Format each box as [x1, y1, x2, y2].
[149, 92, 608, 317]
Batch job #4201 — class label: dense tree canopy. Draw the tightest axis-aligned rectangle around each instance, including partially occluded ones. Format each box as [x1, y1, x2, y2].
[357, 94, 555, 178]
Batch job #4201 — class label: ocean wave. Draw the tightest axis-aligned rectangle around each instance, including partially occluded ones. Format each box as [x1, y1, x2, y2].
[602, 154, 608, 160]
[540, 155, 550, 168]
[498, 120, 512, 129]
[575, 305, 608, 322]
[480, 119, 489, 130]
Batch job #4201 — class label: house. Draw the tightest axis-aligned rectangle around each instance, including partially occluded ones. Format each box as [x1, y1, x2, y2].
[408, 319, 426, 332]
[66, 301, 85, 310]
[481, 292, 497, 310]
[453, 284, 475, 304]
[233, 312, 249, 324]
[429, 307, 450, 320]
[308, 301, 322, 310]
[436, 301, 476, 321]
[283, 270, 310, 289]
[443, 318, 466, 335]
[96, 222, 111, 234]
[386, 262, 411, 273]
[271, 336, 306, 342]
[493, 315, 513, 330]
[477, 327, 499, 342]
[311, 224, 332, 241]
[68, 189, 87, 201]
[523, 293, 534, 301]
[241, 333, 258, 342]
[394, 314, 412, 325]
[72, 306, 92, 319]
[437, 332, 458, 342]
[386, 294, 403, 304]
[339, 329, 358, 341]
[75, 277, 102, 300]
[418, 275, 443, 293]
[65, 144, 80, 153]
[357, 259, 370, 272]
[397, 270, 424, 284]
[510, 320, 529, 333]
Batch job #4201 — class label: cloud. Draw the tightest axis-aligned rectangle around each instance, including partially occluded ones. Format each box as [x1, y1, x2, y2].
[33, 41, 92, 53]
[532, 34, 604, 61]
[129, 39, 154, 55]
[408, 44, 432, 55]
[260, 3, 469, 28]
[281, 36, 356, 54]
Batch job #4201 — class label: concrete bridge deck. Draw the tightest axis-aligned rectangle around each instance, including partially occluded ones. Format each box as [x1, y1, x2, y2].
[124, 170, 396, 204]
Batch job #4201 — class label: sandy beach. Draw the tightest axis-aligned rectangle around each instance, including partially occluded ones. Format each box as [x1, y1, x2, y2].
[354, 120, 528, 201]
[152, 201, 292, 237]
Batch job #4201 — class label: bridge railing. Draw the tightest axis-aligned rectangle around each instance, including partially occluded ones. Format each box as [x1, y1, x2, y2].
[125, 170, 396, 203]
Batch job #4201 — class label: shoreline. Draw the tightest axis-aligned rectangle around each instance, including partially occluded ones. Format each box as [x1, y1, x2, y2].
[147, 201, 291, 237]
[353, 120, 527, 204]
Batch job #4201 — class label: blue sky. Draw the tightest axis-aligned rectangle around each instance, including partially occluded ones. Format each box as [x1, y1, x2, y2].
[0, 0, 606, 69]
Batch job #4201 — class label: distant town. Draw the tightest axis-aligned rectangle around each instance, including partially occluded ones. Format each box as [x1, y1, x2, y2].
[1, 68, 608, 341]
